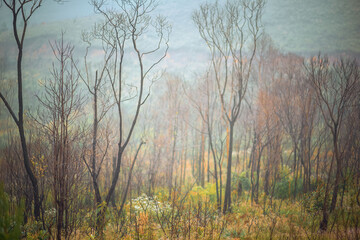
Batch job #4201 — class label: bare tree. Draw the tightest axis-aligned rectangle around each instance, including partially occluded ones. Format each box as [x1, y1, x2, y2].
[75, 23, 115, 231]
[254, 34, 282, 198]
[185, 71, 223, 210]
[193, 0, 264, 213]
[273, 54, 306, 199]
[163, 75, 182, 197]
[306, 55, 359, 231]
[147, 115, 165, 195]
[34, 34, 85, 240]
[0, 0, 47, 220]
[84, 0, 170, 237]
[0, 0, 67, 221]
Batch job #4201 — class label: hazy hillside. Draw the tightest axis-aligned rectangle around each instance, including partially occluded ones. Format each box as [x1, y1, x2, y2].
[264, 0, 360, 55]
[1, 0, 359, 55]
[0, 0, 359, 117]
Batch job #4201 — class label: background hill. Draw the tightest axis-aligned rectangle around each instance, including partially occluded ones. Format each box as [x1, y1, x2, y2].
[0, 0, 359, 123]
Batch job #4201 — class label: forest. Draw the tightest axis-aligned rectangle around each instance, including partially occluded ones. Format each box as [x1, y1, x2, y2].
[0, 0, 359, 239]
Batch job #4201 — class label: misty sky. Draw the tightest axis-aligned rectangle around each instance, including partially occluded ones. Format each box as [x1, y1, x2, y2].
[0, 0, 359, 77]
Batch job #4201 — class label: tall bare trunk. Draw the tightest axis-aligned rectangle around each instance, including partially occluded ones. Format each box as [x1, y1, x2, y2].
[223, 122, 234, 213]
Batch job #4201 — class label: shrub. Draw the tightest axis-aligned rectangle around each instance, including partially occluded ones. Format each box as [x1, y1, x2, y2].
[131, 193, 171, 215]
[274, 166, 291, 199]
[189, 183, 218, 203]
[302, 183, 330, 214]
[0, 183, 23, 240]
[239, 171, 251, 191]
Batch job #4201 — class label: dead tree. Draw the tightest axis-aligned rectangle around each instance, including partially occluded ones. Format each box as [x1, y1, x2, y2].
[75, 25, 114, 226]
[185, 71, 223, 210]
[163, 75, 182, 197]
[87, 0, 170, 236]
[0, 0, 47, 220]
[193, 0, 264, 213]
[0, 0, 66, 221]
[34, 34, 85, 240]
[306, 55, 359, 231]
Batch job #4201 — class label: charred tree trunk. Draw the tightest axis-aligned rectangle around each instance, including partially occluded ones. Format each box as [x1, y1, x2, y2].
[293, 141, 298, 200]
[223, 121, 234, 213]
[330, 131, 341, 212]
[320, 152, 335, 231]
[0, 2, 43, 219]
[208, 128, 220, 211]
[168, 126, 177, 197]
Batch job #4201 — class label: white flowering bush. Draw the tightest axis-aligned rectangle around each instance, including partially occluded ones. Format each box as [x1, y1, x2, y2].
[131, 193, 171, 215]
[44, 208, 56, 224]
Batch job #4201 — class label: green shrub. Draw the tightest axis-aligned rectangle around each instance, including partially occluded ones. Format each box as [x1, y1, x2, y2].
[274, 166, 291, 199]
[239, 171, 251, 191]
[189, 183, 218, 203]
[0, 183, 23, 240]
[302, 183, 330, 214]
[232, 171, 251, 192]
